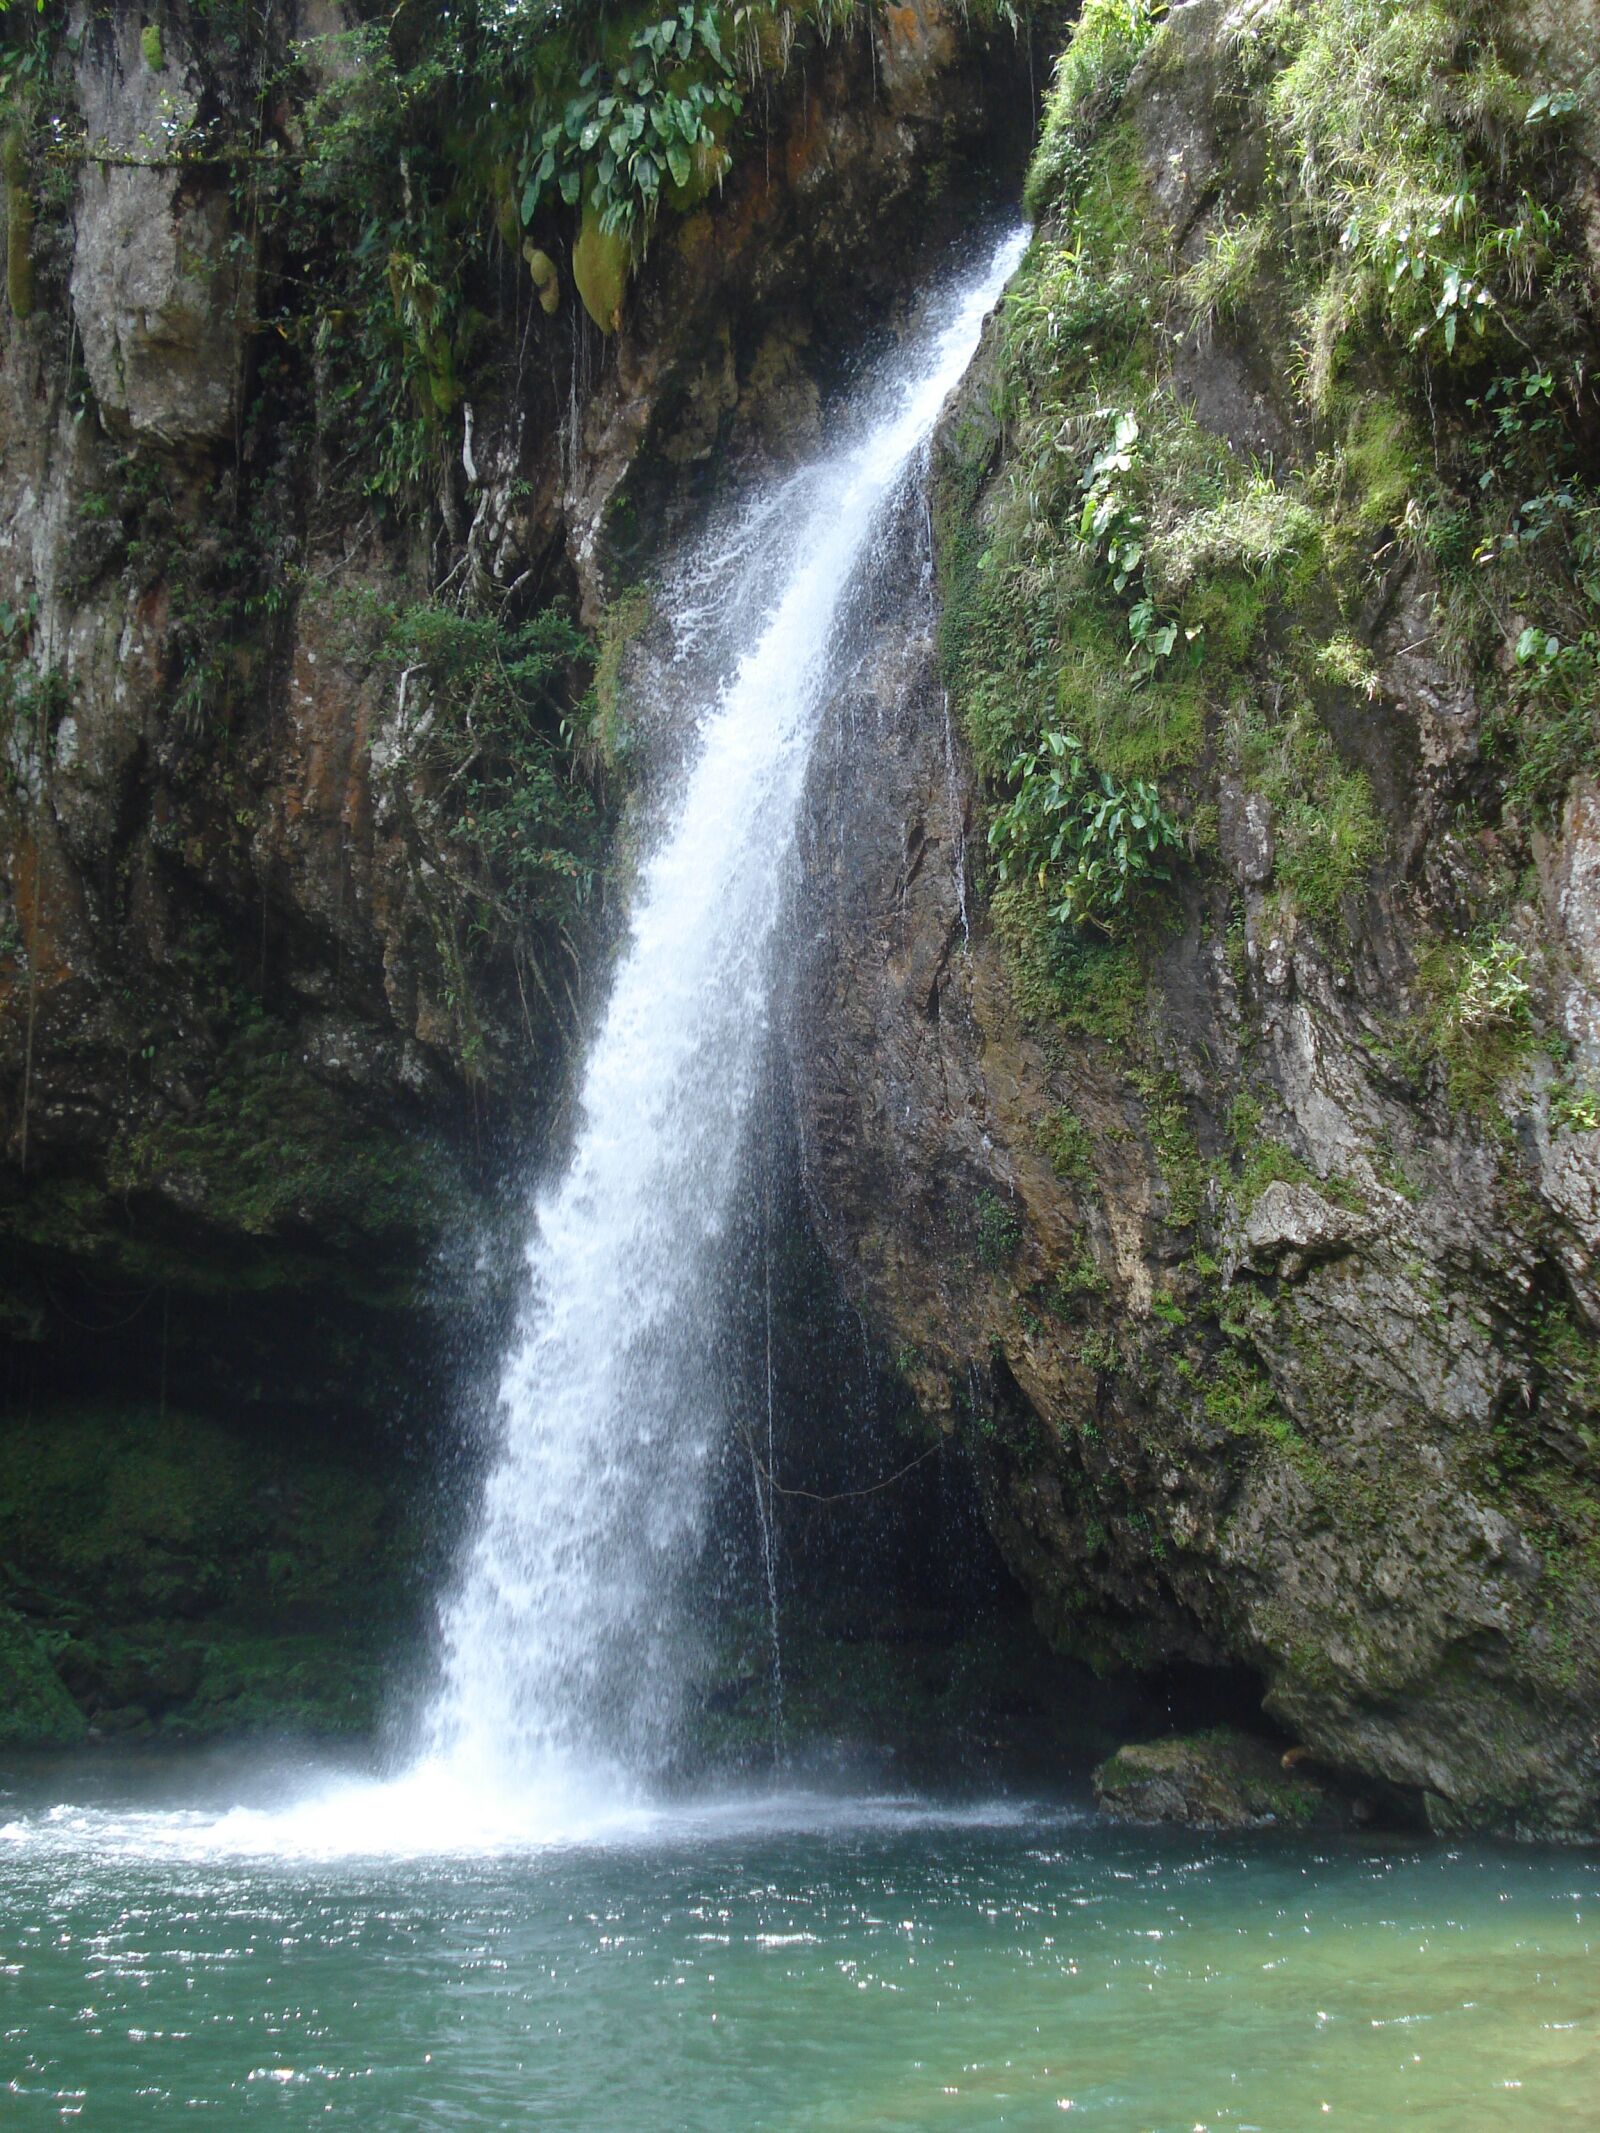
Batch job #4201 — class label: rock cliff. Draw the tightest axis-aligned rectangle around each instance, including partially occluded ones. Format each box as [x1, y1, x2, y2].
[792, 0, 1600, 1835]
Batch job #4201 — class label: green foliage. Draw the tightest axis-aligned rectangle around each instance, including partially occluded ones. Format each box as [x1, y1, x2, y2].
[0, 1404, 425, 1741]
[1025, 0, 1167, 218]
[0, 1600, 84, 1747]
[1203, 1350, 1325, 1481]
[1209, 0, 1600, 823]
[988, 728, 1185, 935]
[273, 0, 899, 492]
[990, 885, 1147, 1047]
[1132, 1068, 1204, 1230]
[371, 594, 602, 940]
[1050, 1238, 1108, 1306]
[521, 6, 739, 244]
[1406, 930, 1537, 1115]
[1037, 1103, 1095, 1185]
[1500, 608, 1600, 819]
[0, 593, 69, 768]
[109, 1028, 466, 1254]
[1550, 1075, 1600, 1140]
[2, 117, 32, 317]
[1251, 0, 1578, 390]
[1184, 210, 1273, 338]
[1232, 691, 1382, 927]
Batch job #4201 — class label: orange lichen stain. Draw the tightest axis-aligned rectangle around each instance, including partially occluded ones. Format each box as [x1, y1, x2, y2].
[340, 699, 374, 845]
[884, 3, 922, 47]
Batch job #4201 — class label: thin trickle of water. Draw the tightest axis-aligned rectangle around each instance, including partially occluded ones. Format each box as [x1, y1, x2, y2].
[755, 1185, 784, 1767]
[419, 225, 1025, 1819]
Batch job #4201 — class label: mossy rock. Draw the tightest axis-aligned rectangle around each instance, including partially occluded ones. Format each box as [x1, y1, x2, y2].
[176, 1632, 393, 1740]
[0, 1404, 410, 1626]
[572, 200, 631, 332]
[0, 1602, 85, 1748]
[663, 136, 732, 216]
[523, 243, 561, 316]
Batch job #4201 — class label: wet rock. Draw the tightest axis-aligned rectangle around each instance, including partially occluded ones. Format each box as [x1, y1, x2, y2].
[1219, 778, 1274, 887]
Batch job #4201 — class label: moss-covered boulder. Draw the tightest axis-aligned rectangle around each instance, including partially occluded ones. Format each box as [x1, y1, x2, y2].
[1094, 1730, 1341, 1832]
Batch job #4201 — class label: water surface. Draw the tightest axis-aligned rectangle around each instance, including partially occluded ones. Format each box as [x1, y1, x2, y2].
[2, 1765, 1594, 2129]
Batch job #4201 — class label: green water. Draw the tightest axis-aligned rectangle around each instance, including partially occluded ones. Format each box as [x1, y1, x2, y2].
[1, 1767, 1595, 2130]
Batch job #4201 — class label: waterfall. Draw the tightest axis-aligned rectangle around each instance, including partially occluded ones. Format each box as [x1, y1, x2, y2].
[421, 224, 1027, 1812]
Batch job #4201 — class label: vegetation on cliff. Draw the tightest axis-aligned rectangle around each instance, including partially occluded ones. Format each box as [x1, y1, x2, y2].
[955, 0, 1597, 963]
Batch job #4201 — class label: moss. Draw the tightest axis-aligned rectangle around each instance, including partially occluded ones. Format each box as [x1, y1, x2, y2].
[974, 1192, 1023, 1273]
[1049, 1240, 1109, 1308]
[1054, 617, 1207, 781]
[0, 1406, 400, 1616]
[592, 584, 651, 762]
[572, 194, 631, 331]
[1200, 1348, 1354, 1509]
[178, 1632, 393, 1739]
[1233, 692, 1383, 928]
[1224, 1096, 1366, 1215]
[1337, 395, 1428, 537]
[140, 23, 165, 71]
[107, 1030, 465, 1257]
[0, 1402, 427, 1738]
[1131, 1068, 1205, 1230]
[991, 886, 1148, 1049]
[1183, 210, 1276, 337]
[1025, 0, 1168, 221]
[1403, 932, 1537, 1120]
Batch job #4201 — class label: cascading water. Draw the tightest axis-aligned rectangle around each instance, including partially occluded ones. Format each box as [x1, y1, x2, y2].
[417, 224, 1026, 1814]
